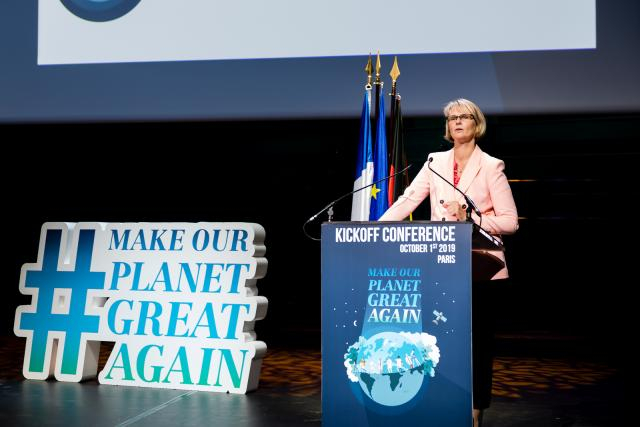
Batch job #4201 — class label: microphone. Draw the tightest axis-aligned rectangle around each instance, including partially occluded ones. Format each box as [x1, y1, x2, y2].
[305, 164, 412, 224]
[427, 157, 482, 222]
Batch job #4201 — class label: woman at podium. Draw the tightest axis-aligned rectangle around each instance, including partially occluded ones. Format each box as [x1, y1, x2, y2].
[379, 98, 518, 427]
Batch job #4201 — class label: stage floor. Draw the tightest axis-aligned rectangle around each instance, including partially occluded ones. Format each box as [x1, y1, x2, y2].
[0, 335, 624, 427]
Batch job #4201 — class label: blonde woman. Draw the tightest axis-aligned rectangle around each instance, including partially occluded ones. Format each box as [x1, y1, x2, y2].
[380, 99, 518, 427]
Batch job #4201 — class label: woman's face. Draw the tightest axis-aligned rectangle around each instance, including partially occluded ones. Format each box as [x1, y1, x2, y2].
[447, 107, 476, 144]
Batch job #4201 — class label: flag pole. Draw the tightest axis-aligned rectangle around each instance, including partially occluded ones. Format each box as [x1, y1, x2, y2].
[365, 53, 373, 90]
[388, 56, 400, 165]
[388, 57, 409, 216]
[373, 52, 382, 145]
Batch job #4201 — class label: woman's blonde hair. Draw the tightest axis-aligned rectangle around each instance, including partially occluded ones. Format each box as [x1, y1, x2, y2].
[443, 98, 486, 142]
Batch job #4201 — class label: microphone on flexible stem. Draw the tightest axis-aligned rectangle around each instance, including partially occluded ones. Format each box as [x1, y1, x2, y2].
[427, 157, 482, 222]
[303, 164, 412, 241]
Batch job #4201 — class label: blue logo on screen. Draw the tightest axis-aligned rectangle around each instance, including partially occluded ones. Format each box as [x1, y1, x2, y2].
[60, 0, 142, 22]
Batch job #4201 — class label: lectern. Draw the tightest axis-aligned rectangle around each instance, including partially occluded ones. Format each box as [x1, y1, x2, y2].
[321, 221, 503, 427]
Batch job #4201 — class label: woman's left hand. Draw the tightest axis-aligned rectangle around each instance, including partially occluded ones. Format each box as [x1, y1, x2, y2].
[443, 201, 466, 221]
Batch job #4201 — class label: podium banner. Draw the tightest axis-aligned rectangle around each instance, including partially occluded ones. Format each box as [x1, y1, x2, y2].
[322, 222, 472, 426]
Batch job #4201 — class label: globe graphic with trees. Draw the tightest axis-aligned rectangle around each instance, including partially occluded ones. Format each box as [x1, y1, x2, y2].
[344, 331, 440, 406]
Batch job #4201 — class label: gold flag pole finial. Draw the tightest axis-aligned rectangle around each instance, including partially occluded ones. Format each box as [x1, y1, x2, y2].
[390, 56, 400, 96]
[365, 53, 373, 88]
[390, 56, 400, 84]
[375, 51, 381, 83]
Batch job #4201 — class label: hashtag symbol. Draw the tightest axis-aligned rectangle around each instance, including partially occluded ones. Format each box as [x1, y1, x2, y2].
[15, 226, 105, 380]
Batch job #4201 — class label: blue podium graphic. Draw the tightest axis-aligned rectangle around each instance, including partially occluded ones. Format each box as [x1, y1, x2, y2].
[322, 222, 472, 426]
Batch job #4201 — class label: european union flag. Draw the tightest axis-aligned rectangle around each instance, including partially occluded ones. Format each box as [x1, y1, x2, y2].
[369, 93, 388, 220]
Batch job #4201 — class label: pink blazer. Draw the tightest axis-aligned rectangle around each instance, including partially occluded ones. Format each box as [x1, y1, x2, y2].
[379, 145, 518, 279]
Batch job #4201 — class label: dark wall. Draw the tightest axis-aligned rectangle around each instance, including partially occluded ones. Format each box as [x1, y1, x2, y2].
[3, 113, 637, 350]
